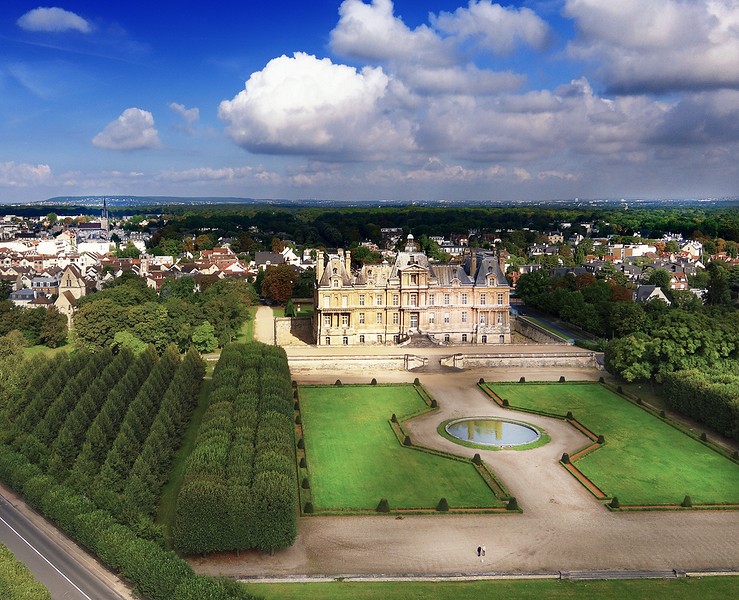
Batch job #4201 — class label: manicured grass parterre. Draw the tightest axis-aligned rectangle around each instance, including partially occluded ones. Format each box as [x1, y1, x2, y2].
[299, 384, 502, 511]
[243, 576, 739, 600]
[486, 383, 739, 506]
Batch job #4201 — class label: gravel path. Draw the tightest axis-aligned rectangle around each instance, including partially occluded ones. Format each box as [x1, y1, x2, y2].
[191, 367, 739, 578]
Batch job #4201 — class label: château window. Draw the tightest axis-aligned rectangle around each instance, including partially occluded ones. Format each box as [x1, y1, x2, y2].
[324, 295, 330, 307]
[392, 312, 399, 324]
[325, 337, 331, 345]
[497, 312, 503, 324]
[359, 334, 365, 343]
[411, 274, 418, 284]
[343, 336, 349, 345]
[359, 294, 365, 306]
[429, 294, 435, 306]
[461, 311, 467, 323]
[376, 295, 383, 306]
[444, 312, 450, 323]
[480, 313, 486, 324]
[333, 280, 338, 288]
[324, 315, 331, 326]
[480, 293, 486, 305]
[376, 313, 383, 324]
[342, 295, 348, 308]
[444, 293, 450, 305]
[410, 293, 417, 306]
[461, 293, 468, 305]
[359, 312, 365, 324]
[497, 293, 504, 305]
[377, 334, 383, 343]
[462, 334, 468, 342]
[429, 313, 435, 324]
[393, 295, 399, 306]
[341, 314, 349, 326]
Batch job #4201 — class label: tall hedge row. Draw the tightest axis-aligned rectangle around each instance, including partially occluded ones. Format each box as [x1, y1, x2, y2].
[662, 369, 739, 441]
[174, 342, 296, 554]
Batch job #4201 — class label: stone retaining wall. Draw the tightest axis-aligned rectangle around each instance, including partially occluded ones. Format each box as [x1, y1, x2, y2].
[441, 351, 598, 370]
[288, 354, 427, 372]
[275, 316, 313, 345]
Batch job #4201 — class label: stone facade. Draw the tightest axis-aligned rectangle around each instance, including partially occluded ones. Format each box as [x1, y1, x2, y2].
[313, 236, 511, 346]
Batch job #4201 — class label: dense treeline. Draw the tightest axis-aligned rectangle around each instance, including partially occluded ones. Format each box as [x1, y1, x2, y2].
[662, 371, 739, 441]
[0, 302, 67, 348]
[1, 345, 205, 538]
[0, 345, 260, 599]
[73, 275, 254, 353]
[0, 446, 256, 600]
[175, 342, 296, 554]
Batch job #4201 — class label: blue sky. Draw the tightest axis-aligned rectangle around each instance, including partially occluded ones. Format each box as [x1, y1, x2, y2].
[1, 0, 738, 203]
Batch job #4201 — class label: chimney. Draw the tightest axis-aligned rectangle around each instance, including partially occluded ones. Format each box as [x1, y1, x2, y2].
[316, 250, 324, 283]
[470, 250, 477, 278]
[345, 250, 351, 275]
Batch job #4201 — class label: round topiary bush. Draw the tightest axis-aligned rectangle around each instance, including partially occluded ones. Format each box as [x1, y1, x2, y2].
[681, 495, 692, 508]
[506, 497, 519, 511]
[376, 498, 390, 513]
[559, 376, 566, 382]
[414, 377, 420, 385]
[472, 453, 482, 465]
[371, 378, 377, 385]
[598, 434, 605, 444]
[304, 502, 314, 514]
[391, 413, 397, 423]
[561, 453, 570, 464]
[301, 477, 310, 489]
[502, 398, 509, 407]
[430, 399, 438, 408]
[610, 496, 620, 509]
[437, 497, 449, 512]
[479, 377, 485, 384]
[519, 376, 526, 383]
[335, 379, 342, 386]
[299, 457, 307, 468]
[297, 438, 304, 449]
[403, 435, 411, 446]
[566, 411, 574, 420]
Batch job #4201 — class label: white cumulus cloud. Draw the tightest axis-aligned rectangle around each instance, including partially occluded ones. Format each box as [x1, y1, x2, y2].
[17, 7, 91, 33]
[219, 52, 409, 157]
[0, 161, 52, 186]
[92, 108, 160, 151]
[432, 0, 551, 54]
[565, 0, 739, 93]
[168, 102, 200, 125]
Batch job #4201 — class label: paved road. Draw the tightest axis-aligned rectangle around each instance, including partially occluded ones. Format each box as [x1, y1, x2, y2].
[0, 489, 128, 600]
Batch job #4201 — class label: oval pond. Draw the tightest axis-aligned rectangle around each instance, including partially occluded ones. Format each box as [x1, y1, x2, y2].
[445, 418, 540, 448]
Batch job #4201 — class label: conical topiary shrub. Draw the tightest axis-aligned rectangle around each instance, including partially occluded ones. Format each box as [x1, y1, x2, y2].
[479, 377, 485, 384]
[299, 457, 307, 468]
[598, 434, 605, 444]
[437, 497, 449, 512]
[301, 477, 310, 489]
[403, 435, 411, 446]
[502, 398, 509, 407]
[371, 378, 377, 385]
[566, 411, 574, 420]
[297, 438, 304, 449]
[414, 378, 420, 385]
[610, 496, 620, 509]
[681, 495, 692, 508]
[559, 376, 566, 382]
[391, 413, 397, 423]
[303, 502, 314, 514]
[430, 399, 438, 408]
[472, 453, 482, 465]
[561, 453, 570, 464]
[507, 497, 519, 511]
[376, 498, 390, 513]
[519, 376, 526, 383]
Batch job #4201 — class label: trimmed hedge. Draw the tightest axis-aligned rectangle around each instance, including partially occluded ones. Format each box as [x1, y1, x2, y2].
[174, 343, 296, 555]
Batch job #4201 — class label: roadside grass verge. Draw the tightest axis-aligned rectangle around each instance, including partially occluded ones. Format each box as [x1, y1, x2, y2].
[299, 384, 501, 511]
[156, 377, 212, 546]
[242, 576, 738, 600]
[486, 382, 739, 506]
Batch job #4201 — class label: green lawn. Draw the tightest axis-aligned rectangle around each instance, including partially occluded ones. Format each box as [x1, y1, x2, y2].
[487, 383, 739, 505]
[243, 576, 738, 600]
[300, 385, 501, 511]
[235, 305, 258, 343]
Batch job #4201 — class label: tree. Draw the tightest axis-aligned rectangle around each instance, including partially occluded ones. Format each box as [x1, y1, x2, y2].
[191, 321, 218, 353]
[40, 307, 67, 348]
[111, 331, 148, 355]
[116, 242, 141, 259]
[705, 262, 731, 306]
[515, 270, 550, 304]
[261, 265, 297, 304]
[648, 269, 672, 294]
